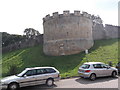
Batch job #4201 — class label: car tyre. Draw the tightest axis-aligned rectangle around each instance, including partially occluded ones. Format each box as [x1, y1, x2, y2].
[46, 79, 54, 87]
[90, 74, 96, 81]
[112, 71, 117, 78]
[8, 83, 19, 90]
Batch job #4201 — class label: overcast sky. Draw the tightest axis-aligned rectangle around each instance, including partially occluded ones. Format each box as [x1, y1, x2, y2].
[0, 0, 119, 35]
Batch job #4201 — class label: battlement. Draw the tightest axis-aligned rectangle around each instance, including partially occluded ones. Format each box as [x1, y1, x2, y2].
[105, 24, 120, 27]
[43, 10, 102, 24]
[53, 12, 59, 18]
[43, 10, 94, 22]
[63, 10, 70, 16]
[74, 10, 81, 16]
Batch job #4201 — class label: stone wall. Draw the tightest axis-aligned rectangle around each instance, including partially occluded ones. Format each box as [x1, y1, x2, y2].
[43, 10, 94, 56]
[44, 39, 93, 56]
[2, 34, 43, 53]
[92, 24, 105, 40]
[104, 24, 119, 39]
[93, 24, 119, 40]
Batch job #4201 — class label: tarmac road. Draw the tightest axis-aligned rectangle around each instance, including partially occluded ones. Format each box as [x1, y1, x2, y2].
[20, 76, 119, 90]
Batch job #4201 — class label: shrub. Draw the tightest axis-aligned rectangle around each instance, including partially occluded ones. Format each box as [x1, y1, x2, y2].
[8, 65, 18, 75]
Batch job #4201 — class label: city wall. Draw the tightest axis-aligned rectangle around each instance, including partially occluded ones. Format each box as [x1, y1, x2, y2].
[93, 24, 119, 40]
[43, 10, 119, 56]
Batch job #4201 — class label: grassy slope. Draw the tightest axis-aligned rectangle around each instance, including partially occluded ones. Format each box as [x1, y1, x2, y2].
[2, 39, 119, 78]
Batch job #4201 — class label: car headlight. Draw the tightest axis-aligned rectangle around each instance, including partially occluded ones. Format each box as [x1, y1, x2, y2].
[0, 81, 6, 85]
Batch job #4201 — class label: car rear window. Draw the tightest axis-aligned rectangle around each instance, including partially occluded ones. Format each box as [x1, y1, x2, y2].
[81, 64, 90, 69]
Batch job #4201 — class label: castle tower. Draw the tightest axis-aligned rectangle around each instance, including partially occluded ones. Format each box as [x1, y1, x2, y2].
[43, 10, 94, 56]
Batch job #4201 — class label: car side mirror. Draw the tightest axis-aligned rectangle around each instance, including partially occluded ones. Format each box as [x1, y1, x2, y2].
[23, 75, 27, 77]
[107, 66, 111, 69]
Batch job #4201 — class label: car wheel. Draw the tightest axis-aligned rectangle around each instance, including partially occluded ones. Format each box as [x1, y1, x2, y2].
[46, 79, 54, 87]
[112, 71, 117, 78]
[90, 74, 96, 81]
[8, 83, 19, 90]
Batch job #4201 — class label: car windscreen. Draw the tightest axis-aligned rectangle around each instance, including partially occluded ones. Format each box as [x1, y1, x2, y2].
[17, 69, 27, 77]
[80, 64, 90, 69]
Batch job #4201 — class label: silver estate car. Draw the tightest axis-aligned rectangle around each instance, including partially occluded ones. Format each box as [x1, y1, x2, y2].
[0, 67, 60, 90]
[78, 62, 118, 80]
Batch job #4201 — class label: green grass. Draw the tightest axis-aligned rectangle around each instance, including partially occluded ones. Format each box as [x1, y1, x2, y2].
[1, 39, 119, 78]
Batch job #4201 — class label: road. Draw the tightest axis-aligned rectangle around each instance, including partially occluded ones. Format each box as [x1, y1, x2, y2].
[21, 76, 119, 90]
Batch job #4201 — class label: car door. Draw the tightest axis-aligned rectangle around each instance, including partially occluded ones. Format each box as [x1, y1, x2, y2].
[34, 69, 47, 85]
[101, 64, 112, 76]
[93, 64, 104, 77]
[19, 69, 37, 87]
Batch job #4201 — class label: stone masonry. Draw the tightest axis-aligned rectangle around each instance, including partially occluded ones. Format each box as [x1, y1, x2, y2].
[43, 10, 96, 56]
[93, 24, 119, 40]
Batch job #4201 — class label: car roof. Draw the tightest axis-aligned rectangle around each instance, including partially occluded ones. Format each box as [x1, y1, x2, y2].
[25, 67, 55, 70]
[84, 62, 104, 64]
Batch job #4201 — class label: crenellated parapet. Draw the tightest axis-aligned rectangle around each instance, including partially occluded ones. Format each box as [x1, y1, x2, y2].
[63, 10, 70, 16]
[74, 10, 81, 16]
[43, 14, 50, 21]
[105, 24, 120, 27]
[43, 10, 102, 24]
[43, 10, 95, 23]
[53, 12, 59, 18]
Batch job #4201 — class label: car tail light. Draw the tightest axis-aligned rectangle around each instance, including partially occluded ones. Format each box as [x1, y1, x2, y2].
[85, 70, 91, 72]
[58, 74, 60, 77]
[79, 69, 83, 72]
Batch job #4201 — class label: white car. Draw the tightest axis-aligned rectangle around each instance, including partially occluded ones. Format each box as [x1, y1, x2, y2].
[78, 62, 118, 80]
[0, 67, 60, 90]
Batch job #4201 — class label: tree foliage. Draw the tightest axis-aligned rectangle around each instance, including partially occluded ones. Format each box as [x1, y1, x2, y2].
[2, 28, 41, 47]
[2, 32, 25, 47]
[24, 28, 40, 39]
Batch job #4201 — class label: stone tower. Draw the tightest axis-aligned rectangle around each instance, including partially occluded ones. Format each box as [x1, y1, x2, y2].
[43, 10, 94, 56]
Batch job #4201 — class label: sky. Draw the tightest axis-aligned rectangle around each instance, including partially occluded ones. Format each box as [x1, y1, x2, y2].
[0, 0, 119, 35]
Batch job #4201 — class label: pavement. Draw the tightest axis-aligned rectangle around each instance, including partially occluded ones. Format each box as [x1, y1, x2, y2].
[20, 76, 119, 90]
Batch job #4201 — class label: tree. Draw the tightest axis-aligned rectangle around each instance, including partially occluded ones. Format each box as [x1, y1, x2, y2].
[24, 28, 40, 39]
[2, 32, 24, 47]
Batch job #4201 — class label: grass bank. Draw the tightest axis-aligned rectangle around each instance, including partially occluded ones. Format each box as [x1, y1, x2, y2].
[2, 39, 119, 78]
